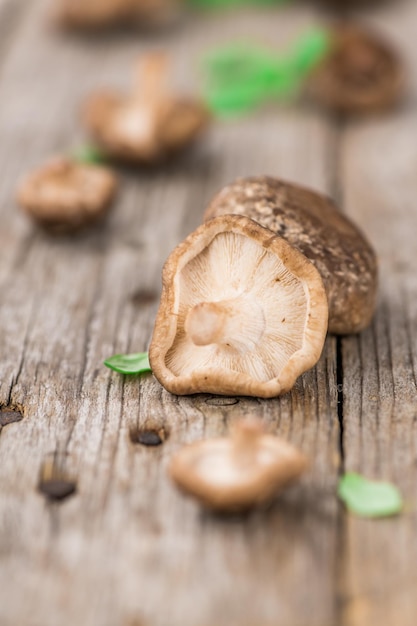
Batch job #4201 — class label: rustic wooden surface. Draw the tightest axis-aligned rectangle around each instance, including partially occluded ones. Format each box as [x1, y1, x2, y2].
[0, 1, 416, 625]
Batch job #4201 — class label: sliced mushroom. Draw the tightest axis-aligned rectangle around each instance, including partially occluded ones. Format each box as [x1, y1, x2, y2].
[17, 157, 117, 233]
[308, 24, 404, 114]
[83, 54, 210, 164]
[53, 0, 179, 29]
[149, 214, 328, 398]
[170, 419, 308, 512]
[204, 176, 378, 335]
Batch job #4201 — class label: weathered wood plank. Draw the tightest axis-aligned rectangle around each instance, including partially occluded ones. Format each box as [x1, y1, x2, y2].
[339, 3, 417, 625]
[0, 1, 351, 625]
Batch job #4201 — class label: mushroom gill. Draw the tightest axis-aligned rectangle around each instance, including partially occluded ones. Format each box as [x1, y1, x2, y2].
[150, 215, 328, 398]
[83, 53, 209, 164]
[169, 418, 308, 512]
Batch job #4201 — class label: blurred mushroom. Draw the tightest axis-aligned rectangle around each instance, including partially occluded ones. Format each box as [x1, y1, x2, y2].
[149, 214, 328, 398]
[205, 176, 378, 335]
[314, 0, 389, 7]
[83, 54, 210, 164]
[170, 419, 308, 512]
[17, 157, 117, 233]
[54, 0, 180, 30]
[308, 24, 404, 114]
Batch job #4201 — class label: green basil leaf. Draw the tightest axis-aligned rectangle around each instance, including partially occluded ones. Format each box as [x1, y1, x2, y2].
[203, 28, 330, 117]
[338, 472, 403, 518]
[104, 352, 152, 375]
[72, 144, 106, 165]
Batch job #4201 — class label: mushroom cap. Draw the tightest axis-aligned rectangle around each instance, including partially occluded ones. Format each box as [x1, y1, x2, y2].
[205, 176, 377, 335]
[83, 92, 210, 164]
[149, 215, 328, 398]
[308, 24, 405, 114]
[169, 419, 308, 512]
[17, 158, 117, 232]
[54, 0, 178, 28]
[54, 0, 133, 28]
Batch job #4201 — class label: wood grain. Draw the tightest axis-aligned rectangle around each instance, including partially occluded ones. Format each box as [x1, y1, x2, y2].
[0, 3, 341, 626]
[337, 4, 417, 625]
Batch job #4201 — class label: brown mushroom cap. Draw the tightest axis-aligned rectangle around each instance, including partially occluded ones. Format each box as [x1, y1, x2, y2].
[83, 54, 210, 164]
[54, 0, 133, 28]
[54, 0, 179, 29]
[17, 158, 117, 232]
[308, 24, 404, 115]
[149, 214, 328, 398]
[205, 176, 377, 335]
[169, 419, 308, 512]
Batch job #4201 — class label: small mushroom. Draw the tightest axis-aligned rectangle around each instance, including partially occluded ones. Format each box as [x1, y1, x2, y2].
[83, 54, 210, 164]
[315, 0, 386, 6]
[54, 0, 179, 30]
[169, 419, 308, 512]
[204, 176, 378, 335]
[149, 214, 328, 398]
[308, 24, 404, 114]
[17, 157, 117, 232]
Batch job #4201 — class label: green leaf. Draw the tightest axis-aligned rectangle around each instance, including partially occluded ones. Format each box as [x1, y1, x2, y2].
[104, 352, 152, 375]
[202, 28, 331, 117]
[290, 28, 332, 75]
[72, 144, 106, 165]
[338, 472, 403, 518]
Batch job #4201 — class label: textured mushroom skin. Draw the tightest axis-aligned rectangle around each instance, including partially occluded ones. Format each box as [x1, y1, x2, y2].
[205, 176, 377, 334]
[308, 25, 404, 115]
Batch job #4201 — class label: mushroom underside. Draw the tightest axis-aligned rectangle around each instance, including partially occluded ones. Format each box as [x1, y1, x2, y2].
[169, 423, 308, 511]
[84, 95, 208, 161]
[150, 217, 328, 397]
[18, 160, 116, 228]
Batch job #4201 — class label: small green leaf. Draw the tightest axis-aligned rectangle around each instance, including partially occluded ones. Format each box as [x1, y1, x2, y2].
[290, 28, 332, 75]
[104, 352, 152, 375]
[202, 28, 331, 117]
[72, 144, 106, 165]
[338, 472, 403, 518]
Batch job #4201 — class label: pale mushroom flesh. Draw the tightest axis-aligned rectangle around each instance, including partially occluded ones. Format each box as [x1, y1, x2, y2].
[169, 419, 308, 512]
[150, 215, 328, 398]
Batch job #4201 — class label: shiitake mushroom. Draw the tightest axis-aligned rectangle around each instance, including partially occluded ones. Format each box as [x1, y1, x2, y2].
[53, 0, 180, 30]
[308, 24, 404, 115]
[83, 54, 210, 165]
[149, 177, 377, 398]
[17, 157, 117, 233]
[170, 419, 308, 512]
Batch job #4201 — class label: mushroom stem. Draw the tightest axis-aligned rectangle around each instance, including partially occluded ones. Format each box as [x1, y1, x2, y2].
[184, 295, 265, 354]
[231, 419, 264, 467]
[134, 53, 168, 102]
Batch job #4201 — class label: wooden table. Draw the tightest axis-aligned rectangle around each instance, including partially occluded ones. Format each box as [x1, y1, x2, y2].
[0, 1, 416, 625]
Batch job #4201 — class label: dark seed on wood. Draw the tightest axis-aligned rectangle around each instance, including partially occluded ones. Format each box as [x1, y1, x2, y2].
[38, 454, 77, 502]
[39, 478, 77, 501]
[130, 289, 158, 307]
[130, 428, 166, 446]
[0, 407, 24, 427]
[205, 397, 240, 406]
